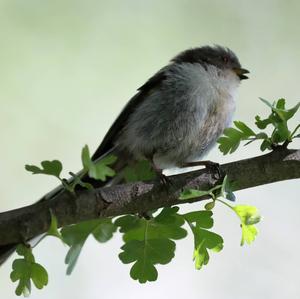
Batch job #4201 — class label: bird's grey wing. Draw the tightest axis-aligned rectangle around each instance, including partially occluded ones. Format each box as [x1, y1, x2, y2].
[91, 68, 168, 161]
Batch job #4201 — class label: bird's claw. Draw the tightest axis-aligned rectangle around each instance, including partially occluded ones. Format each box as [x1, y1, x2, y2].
[203, 161, 222, 179]
[181, 160, 223, 180]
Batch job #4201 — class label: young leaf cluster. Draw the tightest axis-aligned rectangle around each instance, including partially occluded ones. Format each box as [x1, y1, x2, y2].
[218, 98, 300, 154]
[179, 175, 260, 247]
[25, 145, 116, 192]
[81, 145, 117, 181]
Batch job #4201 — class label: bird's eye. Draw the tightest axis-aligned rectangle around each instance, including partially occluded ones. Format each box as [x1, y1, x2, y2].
[222, 56, 229, 63]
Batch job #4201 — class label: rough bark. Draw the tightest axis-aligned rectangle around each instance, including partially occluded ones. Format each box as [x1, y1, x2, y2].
[0, 148, 299, 247]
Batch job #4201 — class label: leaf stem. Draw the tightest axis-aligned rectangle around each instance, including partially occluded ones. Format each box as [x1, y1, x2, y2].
[216, 198, 234, 211]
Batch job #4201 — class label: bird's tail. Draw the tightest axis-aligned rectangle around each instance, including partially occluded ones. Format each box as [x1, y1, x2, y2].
[0, 148, 130, 266]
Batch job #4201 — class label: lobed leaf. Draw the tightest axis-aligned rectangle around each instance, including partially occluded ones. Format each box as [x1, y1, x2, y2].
[10, 245, 48, 297]
[120, 238, 175, 283]
[192, 227, 224, 269]
[255, 115, 272, 129]
[233, 205, 261, 245]
[183, 210, 223, 269]
[183, 210, 214, 229]
[25, 160, 62, 178]
[218, 121, 255, 155]
[117, 207, 187, 283]
[81, 145, 117, 181]
[220, 98, 299, 154]
[233, 121, 256, 136]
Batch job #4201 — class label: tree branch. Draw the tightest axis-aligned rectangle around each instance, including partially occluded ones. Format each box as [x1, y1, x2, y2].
[0, 148, 299, 246]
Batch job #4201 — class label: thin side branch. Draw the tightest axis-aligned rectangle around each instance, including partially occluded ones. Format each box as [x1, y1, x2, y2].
[0, 148, 299, 246]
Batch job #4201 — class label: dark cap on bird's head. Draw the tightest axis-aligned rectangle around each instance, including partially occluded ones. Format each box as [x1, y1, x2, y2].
[172, 45, 249, 80]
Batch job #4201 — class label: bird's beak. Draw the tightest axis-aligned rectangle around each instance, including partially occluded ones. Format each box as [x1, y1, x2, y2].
[233, 68, 250, 80]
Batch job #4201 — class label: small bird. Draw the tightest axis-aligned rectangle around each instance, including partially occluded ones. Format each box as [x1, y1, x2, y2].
[0, 45, 249, 265]
[90, 45, 249, 182]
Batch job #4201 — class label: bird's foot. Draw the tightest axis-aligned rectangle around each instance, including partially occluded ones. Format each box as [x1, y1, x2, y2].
[151, 166, 173, 190]
[149, 158, 173, 190]
[157, 170, 173, 188]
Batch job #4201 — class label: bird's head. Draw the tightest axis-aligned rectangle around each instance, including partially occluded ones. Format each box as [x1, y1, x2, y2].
[172, 45, 249, 80]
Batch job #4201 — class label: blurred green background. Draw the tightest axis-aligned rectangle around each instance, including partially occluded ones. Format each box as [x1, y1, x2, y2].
[1, 0, 300, 298]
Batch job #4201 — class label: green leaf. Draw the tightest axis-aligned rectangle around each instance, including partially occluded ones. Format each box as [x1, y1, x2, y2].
[120, 238, 174, 283]
[183, 210, 214, 229]
[179, 182, 224, 202]
[272, 100, 300, 121]
[68, 172, 94, 191]
[284, 101, 300, 120]
[255, 115, 272, 129]
[218, 120, 256, 155]
[220, 175, 236, 201]
[259, 98, 300, 124]
[183, 210, 223, 269]
[252, 98, 299, 149]
[276, 98, 286, 109]
[179, 189, 211, 200]
[92, 219, 117, 243]
[259, 97, 274, 109]
[273, 121, 290, 142]
[10, 245, 48, 297]
[123, 160, 156, 182]
[130, 257, 158, 283]
[204, 201, 215, 210]
[61, 218, 116, 274]
[115, 215, 141, 233]
[192, 227, 224, 270]
[93, 155, 117, 180]
[81, 145, 93, 171]
[219, 128, 243, 154]
[233, 121, 256, 136]
[81, 145, 117, 181]
[260, 139, 272, 151]
[179, 176, 233, 202]
[25, 160, 62, 178]
[116, 207, 187, 242]
[255, 132, 269, 139]
[47, 211, 63, 241]
[30, 263, 48, 289]
[233, 205, 261, 245]
[117, 207, 187, 283]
